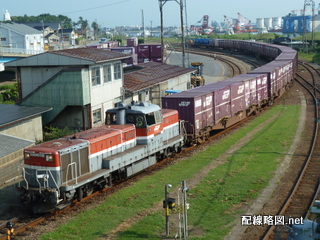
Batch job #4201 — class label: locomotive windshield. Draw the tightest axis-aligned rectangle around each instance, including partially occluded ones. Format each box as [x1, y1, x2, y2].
[105, 102, 162, 128]
[145, 110, 162, 126]
[126, 110, 162, 128]
[105, 112, 117, 125]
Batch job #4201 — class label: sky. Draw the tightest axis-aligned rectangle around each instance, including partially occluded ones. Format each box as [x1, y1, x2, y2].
[2, 0, 315, 28]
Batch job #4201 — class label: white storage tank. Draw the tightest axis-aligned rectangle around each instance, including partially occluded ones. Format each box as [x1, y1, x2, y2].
[272, 17, 282, 29]
[256, 18, 264, 29]
[264, 18, 272, 30]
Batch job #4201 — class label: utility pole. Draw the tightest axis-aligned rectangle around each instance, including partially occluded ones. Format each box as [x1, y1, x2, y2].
[158, 0, 186, 66]
[180, 0, 185, 67]
[141, 9, 146, 43]
[303, 0, 315, 52]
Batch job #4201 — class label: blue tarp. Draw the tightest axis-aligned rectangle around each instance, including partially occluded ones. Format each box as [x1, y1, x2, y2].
[165, 90, 182, 94]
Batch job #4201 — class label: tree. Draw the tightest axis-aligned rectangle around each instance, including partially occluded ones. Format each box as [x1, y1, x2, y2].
[10, 13, 73, 28]
[91, 21, 100, 40]
[77, 17, 89, 38]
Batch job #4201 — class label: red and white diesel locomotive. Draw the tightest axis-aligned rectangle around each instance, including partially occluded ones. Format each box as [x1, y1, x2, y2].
[21, 102, 184, 213]
[20, 39, 298, 213]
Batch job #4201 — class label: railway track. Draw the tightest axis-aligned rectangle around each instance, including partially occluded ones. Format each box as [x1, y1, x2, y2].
[262, 61, 320, 240]
[168, 45, 261, 76]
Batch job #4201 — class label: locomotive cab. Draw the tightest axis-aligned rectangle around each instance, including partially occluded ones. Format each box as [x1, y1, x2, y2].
[106, 102, 164, 144]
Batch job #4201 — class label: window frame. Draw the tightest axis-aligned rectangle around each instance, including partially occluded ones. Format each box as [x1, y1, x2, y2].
[91, 66, 101, 86]
[113, 62, 122, 81]
[103, 64, 112, 83]
[93, 108, 102, 124]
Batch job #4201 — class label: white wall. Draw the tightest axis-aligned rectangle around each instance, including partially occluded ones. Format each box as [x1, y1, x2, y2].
[90, 61, 123, 126]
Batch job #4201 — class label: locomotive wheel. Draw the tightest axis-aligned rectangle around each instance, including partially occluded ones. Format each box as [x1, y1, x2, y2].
[77, 188, 84, 202]
[85, 188, 93, 197]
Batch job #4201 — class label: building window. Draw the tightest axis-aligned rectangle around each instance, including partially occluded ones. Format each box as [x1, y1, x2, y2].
[103, 64, 112, 83]
[91, 67, 101, 86]
[93, 109, 102, 124]
[114, 63, 122, 80]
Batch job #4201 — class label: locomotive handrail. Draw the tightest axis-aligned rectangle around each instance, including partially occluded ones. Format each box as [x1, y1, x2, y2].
[35, 169, 60, 197]
[22, 168, 28, 190]
[65, 162, 78, 186]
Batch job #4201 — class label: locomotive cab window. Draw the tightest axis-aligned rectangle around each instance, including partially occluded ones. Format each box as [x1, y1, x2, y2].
[135, 114, 146, 128]
[145, 110, 162, 126]
[126, 113, 147, 128]
[105, 112, 117, 124]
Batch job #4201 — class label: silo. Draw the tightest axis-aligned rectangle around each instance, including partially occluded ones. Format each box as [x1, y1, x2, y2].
[272, 17, 282, 29]
[256, 18, 264, 29]
[264, 18, 272, 30]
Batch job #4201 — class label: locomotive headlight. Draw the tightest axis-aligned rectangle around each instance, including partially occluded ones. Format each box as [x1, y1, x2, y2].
[46, 154, 53, 162]
[25, 153, 30, 160]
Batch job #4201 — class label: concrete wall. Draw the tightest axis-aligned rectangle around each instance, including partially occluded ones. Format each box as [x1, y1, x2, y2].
[0, 116, 43, 142]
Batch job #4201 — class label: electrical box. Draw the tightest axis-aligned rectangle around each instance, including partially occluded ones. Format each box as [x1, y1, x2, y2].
[163, 198, 176, 209]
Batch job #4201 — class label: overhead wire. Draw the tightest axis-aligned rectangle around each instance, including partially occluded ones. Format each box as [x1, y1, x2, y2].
[60, 0, 130, 15]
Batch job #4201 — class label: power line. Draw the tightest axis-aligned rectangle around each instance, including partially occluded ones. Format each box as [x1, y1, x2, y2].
[61, 0, 130, 15]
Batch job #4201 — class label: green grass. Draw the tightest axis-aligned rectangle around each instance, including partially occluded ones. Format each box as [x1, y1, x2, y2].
[40, 104, 300, 240]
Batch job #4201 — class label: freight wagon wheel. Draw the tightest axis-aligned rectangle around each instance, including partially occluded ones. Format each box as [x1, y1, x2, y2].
[268, 99, 274, 106]
[197, 136, 206, 144]
[176, 145, 182, 153]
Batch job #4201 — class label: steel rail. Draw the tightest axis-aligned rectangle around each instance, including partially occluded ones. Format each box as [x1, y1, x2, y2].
[262, 68, 319, 240]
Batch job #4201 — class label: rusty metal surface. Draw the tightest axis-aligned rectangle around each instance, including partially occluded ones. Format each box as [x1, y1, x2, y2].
[49, 47, 130, 63]
[124, 62, 195, 93]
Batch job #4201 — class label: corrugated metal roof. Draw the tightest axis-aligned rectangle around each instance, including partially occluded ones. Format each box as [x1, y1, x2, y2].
[49, 47, 131, 63]
[0, 134, 34, 158]
[0, 104, 52, 128]
[124, 62, 195, 93]
[25, 22, 60, 30]
[5, 47, 132, 67]
[0, 22, 41, 35]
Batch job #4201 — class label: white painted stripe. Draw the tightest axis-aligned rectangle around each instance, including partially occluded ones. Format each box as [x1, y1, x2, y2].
[163, 122, 179, 131]
[215, 102, 229, 108]
[195, 108, 213, 116]
[24, 164, 61, 171]
[137, 134, 155, 140]
[232, 95, 245, 101]
[90, 138, 136, 158]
